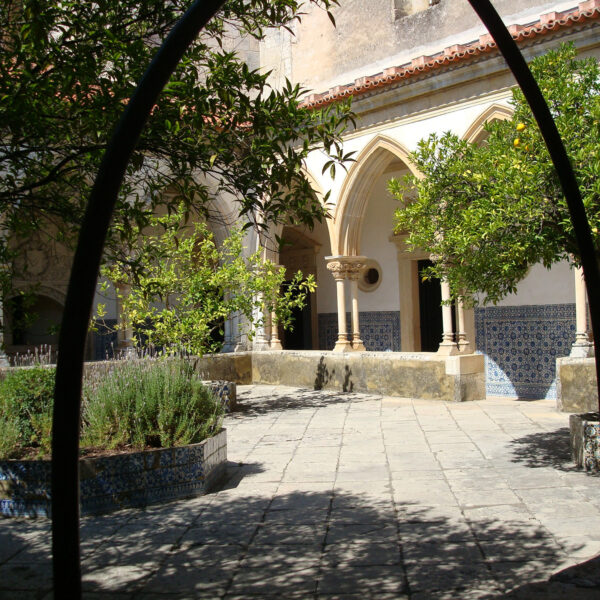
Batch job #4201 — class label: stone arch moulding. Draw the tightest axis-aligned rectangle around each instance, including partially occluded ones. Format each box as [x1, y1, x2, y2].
[462, 103, 513, 144]
[302, 165, 337, 254]
[334, 135, 420, 256]
[9, 283, 67, 308]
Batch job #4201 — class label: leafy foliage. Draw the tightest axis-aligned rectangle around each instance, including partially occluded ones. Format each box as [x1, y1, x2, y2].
[98, 207, 315, 355]
[82, 358, 224, 450]
[0, 0, 354, 287]
[0, 366, 55, 456]
[390, 44, 600, 304]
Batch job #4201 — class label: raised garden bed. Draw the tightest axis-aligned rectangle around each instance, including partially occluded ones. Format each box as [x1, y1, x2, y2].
[0, 428, 227, 517]
[570, 413, 600, 472]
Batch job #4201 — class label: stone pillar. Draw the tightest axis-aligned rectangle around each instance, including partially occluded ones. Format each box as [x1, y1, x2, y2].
[347, 260, 366, 351]
[437, 278, 458, 355]
[252, 296, 271, 351]
[116, 282, 135, 357]
[456, 296, 472, 354]
[270, 310, 282, 350]
[570, 266, 594, 357]
[326, 259, 352, 352]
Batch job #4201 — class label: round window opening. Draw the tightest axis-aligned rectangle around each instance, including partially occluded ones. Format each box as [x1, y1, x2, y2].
[359, 260, 382, 292]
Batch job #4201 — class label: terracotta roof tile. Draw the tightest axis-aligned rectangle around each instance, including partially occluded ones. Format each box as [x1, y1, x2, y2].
[300, 2, 600, 109]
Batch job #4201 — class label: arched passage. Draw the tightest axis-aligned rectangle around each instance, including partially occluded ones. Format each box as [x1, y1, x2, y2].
[334, 135, 419, 256]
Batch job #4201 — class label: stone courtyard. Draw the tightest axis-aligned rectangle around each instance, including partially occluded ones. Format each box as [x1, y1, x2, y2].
[1, 384, 600, 599]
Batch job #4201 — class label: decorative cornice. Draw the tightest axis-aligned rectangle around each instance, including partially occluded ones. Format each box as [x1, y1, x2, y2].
[300, 1, 600, 110]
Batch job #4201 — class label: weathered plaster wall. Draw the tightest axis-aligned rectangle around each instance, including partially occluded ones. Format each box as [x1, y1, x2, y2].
[260, 0, 575, 93]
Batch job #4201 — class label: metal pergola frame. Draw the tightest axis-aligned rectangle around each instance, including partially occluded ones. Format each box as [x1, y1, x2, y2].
[49, 1, 600, 596]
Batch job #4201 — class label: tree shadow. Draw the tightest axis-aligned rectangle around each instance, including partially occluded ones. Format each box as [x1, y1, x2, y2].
[1, 485, 591, 598]
[230, 387, 353, 418]
[314, 356, 334, 391]
[507, 427, 598, 472]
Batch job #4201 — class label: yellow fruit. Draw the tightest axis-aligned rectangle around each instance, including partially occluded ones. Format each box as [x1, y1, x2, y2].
[516, 122, 526, 131]
[513, 138, 520, 147]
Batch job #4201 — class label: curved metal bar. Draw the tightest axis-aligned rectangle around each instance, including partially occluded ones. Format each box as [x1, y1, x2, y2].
[467, 0, 600, 410]
[51, 1, 226, 596]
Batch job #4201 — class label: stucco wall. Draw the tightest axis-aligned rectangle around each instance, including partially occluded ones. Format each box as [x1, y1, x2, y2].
[490, 261, 576, 307]
[358, 170, 404, 312]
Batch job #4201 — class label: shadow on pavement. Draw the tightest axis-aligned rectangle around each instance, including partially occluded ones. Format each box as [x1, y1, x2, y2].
[230, 387, 357, 418]
[507, 427, 577, 471]
[1, 486, 591, 599]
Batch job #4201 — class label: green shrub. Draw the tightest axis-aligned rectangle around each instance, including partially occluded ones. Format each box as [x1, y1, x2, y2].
[0, 366, 55, 457]
[0, 417, 21, 459]
[82, 358, 223, 450]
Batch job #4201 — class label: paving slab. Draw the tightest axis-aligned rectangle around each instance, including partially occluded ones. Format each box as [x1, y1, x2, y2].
[1, 385, 599, 598]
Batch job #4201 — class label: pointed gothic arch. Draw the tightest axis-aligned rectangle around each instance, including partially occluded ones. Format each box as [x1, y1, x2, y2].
[462, 103, 513, 144]
[334, 135, 419, 256]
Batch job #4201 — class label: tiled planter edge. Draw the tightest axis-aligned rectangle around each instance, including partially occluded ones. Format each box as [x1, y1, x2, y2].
[0, 428, 227, 518]
[570, 413, 600, 472]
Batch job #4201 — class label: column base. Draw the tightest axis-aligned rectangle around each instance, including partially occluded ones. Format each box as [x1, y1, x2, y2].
[270, 340, 283, 350]
[437, 341, 459, 356]
[118, 344, 137, 359]
[352, 337, 366, 351]
[253, 340, 271, 351]
[457, 340, 473, 354]
[570, 343, 595, 358]
[333, 337, 352, 352]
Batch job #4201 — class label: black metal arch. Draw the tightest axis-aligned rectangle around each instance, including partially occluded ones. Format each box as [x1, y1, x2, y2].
[50, 0, 600, 597]
[466, 0, 600, 397]
[50, 1, 226, 596]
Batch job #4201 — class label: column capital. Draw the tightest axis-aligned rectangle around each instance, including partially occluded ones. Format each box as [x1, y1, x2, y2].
[325, 256, 367, 280]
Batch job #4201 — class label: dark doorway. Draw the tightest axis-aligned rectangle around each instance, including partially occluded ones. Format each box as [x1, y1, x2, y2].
[281, 282, 313, 350]
[418, 260, 444, 352]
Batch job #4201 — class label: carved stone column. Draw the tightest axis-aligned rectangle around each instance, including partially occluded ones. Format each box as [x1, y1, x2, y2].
[346, 258, 367, 351]
[437, 278, 458, 355]
[326, 258, 352, 352]
[116, 282, 135, 357]
[571, 266, 594, 357]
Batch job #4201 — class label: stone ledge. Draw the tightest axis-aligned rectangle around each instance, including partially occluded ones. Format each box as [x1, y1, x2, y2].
[557, 357, 598, 413]
[250, 350, 485, 402]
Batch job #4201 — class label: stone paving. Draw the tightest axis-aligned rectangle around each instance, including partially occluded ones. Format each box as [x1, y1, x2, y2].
[1, 384, 600, 599]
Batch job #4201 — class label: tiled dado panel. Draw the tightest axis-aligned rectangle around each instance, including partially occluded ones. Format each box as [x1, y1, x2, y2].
[475, 304, 576, 399]
[0, 429, 227, 518]
[318, 311, 401, 352]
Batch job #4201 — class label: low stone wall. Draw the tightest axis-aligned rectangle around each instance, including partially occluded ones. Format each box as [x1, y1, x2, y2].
[190, 352, 252, 385]
[556, 357, 598, 413]
[0, 429, 227, 518]
[251, 351, 485, 402]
